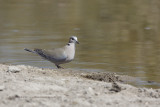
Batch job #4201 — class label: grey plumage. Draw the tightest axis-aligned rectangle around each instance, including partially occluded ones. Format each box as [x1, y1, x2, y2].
[24, 36, 79, 69]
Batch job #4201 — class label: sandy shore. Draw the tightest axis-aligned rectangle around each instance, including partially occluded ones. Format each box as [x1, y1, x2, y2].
[0, 64, 160, 107]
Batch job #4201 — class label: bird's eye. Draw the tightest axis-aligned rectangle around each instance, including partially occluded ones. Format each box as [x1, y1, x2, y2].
[71, 38, 74, 40]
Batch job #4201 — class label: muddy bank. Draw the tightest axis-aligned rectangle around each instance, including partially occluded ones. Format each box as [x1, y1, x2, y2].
[0, 64, 160, 107]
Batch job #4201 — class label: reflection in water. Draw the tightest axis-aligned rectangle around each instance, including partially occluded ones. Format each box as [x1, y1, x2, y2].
[0, 0, 160, 88]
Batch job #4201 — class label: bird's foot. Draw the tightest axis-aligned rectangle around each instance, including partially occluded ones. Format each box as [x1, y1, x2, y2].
[56, 65, 64, 69]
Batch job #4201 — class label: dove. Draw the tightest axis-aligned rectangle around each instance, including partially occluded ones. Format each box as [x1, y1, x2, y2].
[24, 36, 79, 69]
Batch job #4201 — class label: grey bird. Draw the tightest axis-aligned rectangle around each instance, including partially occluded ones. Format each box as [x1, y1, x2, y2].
[24, 36, 79, 69]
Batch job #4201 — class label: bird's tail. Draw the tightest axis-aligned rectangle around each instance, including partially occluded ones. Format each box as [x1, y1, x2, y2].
[24, 48, 36, 53]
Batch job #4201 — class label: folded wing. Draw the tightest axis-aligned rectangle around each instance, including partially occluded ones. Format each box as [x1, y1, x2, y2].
[34, 48, 67, 63]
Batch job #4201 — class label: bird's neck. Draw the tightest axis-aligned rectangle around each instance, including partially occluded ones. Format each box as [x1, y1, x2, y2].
[67, 43, 76, 48]
[65, 43, 76, 60]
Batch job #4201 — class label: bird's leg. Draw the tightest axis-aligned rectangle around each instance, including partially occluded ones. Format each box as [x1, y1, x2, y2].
[55, 64, 64, 69]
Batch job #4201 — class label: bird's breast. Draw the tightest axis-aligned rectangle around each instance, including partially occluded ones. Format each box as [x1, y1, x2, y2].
[65, 44, 75, 61]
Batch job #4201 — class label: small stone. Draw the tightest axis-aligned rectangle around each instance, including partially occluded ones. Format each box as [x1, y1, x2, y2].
[110, 82, 121, 92]
[88, 87, 95, 95]
[42, 72, 46, 74]
[0, 85, 5, 91]
[25, 99, 30, 102]
[145, 102, 149, 105]
[83, 91, 87, 95]
[95, 93, 99, 96]
[8, 66, 21, 73]
[8, 94, 20, 100]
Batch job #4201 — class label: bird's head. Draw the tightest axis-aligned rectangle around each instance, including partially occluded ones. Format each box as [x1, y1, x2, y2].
[69, 36, 79, 44]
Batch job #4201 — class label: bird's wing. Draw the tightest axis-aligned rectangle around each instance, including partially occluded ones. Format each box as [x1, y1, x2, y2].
[34, 48, 67, 62]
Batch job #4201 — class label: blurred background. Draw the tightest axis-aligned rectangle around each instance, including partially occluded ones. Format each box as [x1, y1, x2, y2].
[0, 0, 160, 88]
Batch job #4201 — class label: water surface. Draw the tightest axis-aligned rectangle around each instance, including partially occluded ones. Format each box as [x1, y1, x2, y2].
[0, 0, 160, 88]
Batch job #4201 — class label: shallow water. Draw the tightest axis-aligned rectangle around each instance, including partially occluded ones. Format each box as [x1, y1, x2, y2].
[0, 0, 160, 88]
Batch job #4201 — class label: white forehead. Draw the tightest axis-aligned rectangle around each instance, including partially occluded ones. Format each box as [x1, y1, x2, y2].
[71, 36, 78, 41]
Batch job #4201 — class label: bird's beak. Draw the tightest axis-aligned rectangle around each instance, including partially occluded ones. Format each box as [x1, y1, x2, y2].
[76, 41, 79, 44]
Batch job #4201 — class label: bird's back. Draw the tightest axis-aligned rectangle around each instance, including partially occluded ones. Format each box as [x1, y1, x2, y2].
[34, 48, 67, 64]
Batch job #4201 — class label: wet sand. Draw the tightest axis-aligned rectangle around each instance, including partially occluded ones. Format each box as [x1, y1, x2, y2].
[0, 64, 160, 107]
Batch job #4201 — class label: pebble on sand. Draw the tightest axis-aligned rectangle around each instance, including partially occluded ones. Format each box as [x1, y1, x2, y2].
[8, 66, 21, 73]
[0, 85, 5, 91]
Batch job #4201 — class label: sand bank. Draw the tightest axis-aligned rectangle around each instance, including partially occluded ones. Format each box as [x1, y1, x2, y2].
[0, 64, 160, 107]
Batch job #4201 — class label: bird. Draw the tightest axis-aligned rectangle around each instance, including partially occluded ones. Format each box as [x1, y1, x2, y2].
[24, 36, 79, 69]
